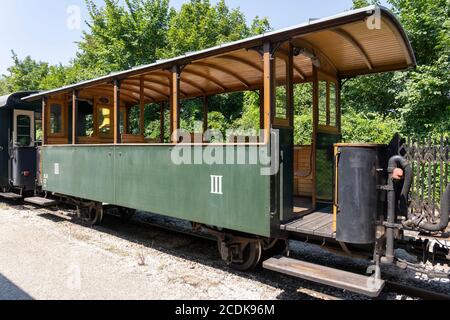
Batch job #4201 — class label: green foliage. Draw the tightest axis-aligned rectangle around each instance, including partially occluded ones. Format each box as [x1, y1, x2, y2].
[232, 91, 260, 132]
[389, 0, 449, 66]
[0, 77, 8, 95]
[78, 0, 171, 74]
[343, 0, 450, 141]
[352, 0, 381, 9]
[342, 108, 400, 144]
[3, 51, 50, 92]
[1, 0, 448, 143]
[159, 0, 270, 58]
[396, 56, 450, 136]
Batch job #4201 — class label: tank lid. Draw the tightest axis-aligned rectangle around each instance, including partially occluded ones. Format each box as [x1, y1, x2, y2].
[335, 143, 387, 148]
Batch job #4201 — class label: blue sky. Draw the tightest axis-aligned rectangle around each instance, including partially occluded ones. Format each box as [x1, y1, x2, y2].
[0, 0, 389, 75]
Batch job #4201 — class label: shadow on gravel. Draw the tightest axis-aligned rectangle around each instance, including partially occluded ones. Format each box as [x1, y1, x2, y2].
[36, 208, 369, 300]
[0, 273, 34, 300]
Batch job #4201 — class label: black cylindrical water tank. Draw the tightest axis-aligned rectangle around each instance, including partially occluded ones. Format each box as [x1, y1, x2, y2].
[336, 145, 382, 244]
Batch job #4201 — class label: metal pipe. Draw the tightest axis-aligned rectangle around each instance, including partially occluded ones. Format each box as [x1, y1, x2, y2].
[419, 184, 450, 232]
[385, 156, 412, 264]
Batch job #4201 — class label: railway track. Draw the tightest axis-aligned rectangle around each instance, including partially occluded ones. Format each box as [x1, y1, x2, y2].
[105, 209, 450, 300]
[384, 281, 450, 300]
[13, 201, 450, 300]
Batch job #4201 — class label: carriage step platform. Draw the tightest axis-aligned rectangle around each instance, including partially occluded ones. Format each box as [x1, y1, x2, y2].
[24, 197, 58, 207]
[263, 256, 385, 297]
[282, 207, 336, 238]
[0, 192, 22, 200]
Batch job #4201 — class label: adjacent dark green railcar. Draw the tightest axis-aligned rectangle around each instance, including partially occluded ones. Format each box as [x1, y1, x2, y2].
[0, 92, 41, 193]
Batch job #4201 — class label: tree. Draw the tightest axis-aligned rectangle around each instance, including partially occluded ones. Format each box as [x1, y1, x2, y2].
[159, 0, 270, 58]
[3, 51, 50, 92]
[0, 77, 8, 95]
[344, 0, 450, 138]
[77, 0, 172, 75]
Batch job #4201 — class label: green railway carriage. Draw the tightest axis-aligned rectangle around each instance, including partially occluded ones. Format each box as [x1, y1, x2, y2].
[24, 6, 450, 296]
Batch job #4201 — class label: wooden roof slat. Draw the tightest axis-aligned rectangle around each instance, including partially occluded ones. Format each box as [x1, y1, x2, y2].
[23, 6, 416, 102]
[293, 38, 339, 76]
[84, 87, 139, 104]
[182, 68, 227, 91]
[125, 78, 188, 97]
[277, 49, 307, 80]
[179, 77, 206, 95]
[331, 28, 373, 70]
[216, 54, 264, 73]
[121, 83, 169, 99]
[191, 61, 251, 88]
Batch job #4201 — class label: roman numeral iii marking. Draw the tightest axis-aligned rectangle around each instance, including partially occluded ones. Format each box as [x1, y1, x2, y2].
[210, 175, 223, 195]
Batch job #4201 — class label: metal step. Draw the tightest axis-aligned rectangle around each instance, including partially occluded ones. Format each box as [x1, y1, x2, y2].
[24, 197, 58, 207]
[0, 192, 22, 200]
[263, 256, 385, 298]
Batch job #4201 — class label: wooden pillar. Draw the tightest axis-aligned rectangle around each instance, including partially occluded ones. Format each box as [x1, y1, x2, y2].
[160, 102, 165, 143]
[203, 95, 209, 134]
[337, 80, 342, 132]
[312, 66, 320, 209]
[263, 42, 275, 144]
[170, 65, 180, 143]
[42, 97, 47, 145]
[326, 82, 331, 126]
[72, 90, 78, 145]
[259, 88, 264, 130]
[139, 76, 145, 136]
[113, 79, 121, 144]
[287, 43, 295, 128]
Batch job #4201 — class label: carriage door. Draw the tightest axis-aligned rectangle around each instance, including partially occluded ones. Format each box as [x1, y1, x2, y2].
[11, 109, 37, 190]
[314, 72, 341, 204]
[13, 110, 35, 147]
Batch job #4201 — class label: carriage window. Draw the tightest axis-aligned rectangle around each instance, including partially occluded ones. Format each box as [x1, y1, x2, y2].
[329, 82, 337, 127]
[98, 106, 112, 135]
[50, 104, 62, 134]
[17, 115, 31, 146]
[78, 102, 94, 137]
[275, 57, 288, 120]
[318, 81, 327, 125]
[120, 109, 126, 134]
[128, 105, 141, 135]
[35, 112, 42, 142]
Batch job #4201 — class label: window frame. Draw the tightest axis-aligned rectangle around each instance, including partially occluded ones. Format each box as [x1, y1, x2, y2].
[46, 98, 67, 139]
[317, 71, 339, 133]
[13, 109, 35, 147]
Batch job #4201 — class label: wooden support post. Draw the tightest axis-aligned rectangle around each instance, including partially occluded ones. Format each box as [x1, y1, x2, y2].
[170, 65, 180, 143]
[160, 102, 165, 143]
[203, 95, 209, 134]
[312, 66, 320, 209]
[287, 43, 295, 128]
[259, 88, 264, 130]
[42, 97, 47, 145]
[72, 90, 78, 145]
[337, 80, 342, 132]
[114, 79, 121, 144]
[326, 82, 331, 126]
[263, 42, 275, 144]
[140, 76, 145, 136]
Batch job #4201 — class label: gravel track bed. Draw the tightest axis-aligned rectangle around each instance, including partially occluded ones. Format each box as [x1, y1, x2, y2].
[0, 201, 448, 300]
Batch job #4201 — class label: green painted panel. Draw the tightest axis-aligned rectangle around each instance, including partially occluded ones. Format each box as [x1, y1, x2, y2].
[115, 145, 271, 236]
[42, 146, 115, 203]
[42, 145, 271, 237]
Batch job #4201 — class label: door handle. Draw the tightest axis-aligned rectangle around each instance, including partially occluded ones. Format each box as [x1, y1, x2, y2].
[0, 146, 3, 151]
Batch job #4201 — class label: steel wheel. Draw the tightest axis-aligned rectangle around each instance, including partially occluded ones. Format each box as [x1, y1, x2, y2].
[219, 240, 262, 272]
[77, 204, 103, 226]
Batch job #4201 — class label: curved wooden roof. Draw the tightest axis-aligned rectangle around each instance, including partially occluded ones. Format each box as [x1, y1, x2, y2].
[24, 5, 416, 105]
